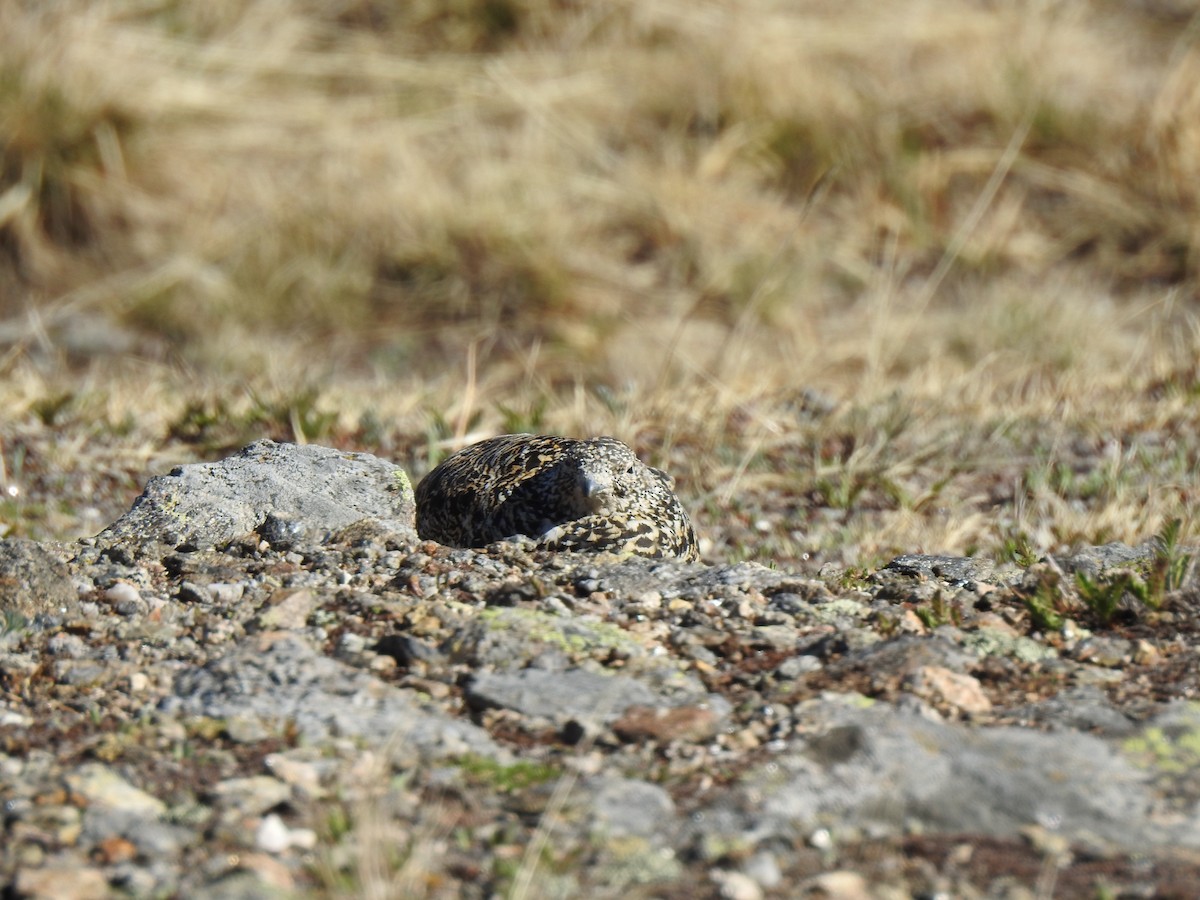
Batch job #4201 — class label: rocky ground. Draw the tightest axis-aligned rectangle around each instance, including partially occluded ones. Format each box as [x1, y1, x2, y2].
[3, 440, 1200, 899]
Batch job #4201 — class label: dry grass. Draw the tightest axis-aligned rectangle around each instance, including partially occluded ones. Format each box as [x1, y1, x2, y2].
[2, 0, 1200, 564]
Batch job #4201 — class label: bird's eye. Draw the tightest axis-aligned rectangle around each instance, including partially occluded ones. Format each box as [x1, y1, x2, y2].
[626, 465, 636, 474]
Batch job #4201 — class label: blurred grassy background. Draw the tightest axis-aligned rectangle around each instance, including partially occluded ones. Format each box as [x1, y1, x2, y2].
[2, 0, 1199, 565]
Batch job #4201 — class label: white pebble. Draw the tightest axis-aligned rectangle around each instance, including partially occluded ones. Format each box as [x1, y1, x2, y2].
[105, 582, 141, 605]
[256, 813, 291, 854]
[711, 869, 763, 900]
[208, 583, 246, 604]
[288, 827, 317, 850]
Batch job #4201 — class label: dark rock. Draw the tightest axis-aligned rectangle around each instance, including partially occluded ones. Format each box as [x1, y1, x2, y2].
[374, 633, 444, 667]
[877, 554, 998, 587]
[256, 513, 310, 550]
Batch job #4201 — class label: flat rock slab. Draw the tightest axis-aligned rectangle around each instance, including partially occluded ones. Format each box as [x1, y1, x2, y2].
[1051, 540, 1158, 574]
[96, 440, 415, 551]
[877, 554, 1001, 586]
[740, 701, 1194, 851]
[0, 538, 77, 617]
[586, 776, 677, 840]
[448, 606, 711, 703]
[466, 668, 662, 725]
[163, 633, 503, 763]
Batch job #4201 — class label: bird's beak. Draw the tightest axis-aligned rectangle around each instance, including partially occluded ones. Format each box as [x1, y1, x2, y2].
[581, 475, 610, 512]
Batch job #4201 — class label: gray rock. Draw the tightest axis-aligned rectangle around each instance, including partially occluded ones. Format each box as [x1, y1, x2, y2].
[568, 557, 786, 608]
[821, 635, 976, 684]
[742, 701, 1181, 849]
[80, 807, 190, 858]
[465, 668, 660, 724]
[588, 776, 677, 839]
[1072, 635, 1134, 667]
[1006, 685, 1136, 735]
[210, 776, 291, 816]
[10, 428, 1200, 897]
[96, 440, 416, 552]
[163, 634, 502, 761]
[449, 606, 706, 703]
[961, 627, 1057, 663]
[194, 870, 293, 900]
[0, 538, 77, 617]
[448, 606, 646, 669]
[65, 763, 166, 816]
[1122, 701, 1200, 823]
[876, 554, 997, 587]
[52, 660, 109, 686]
[1052, 541, 1157, 575]
[46, 633, 88, 658]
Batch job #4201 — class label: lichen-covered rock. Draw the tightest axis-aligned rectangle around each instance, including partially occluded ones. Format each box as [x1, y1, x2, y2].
[0, 538, 77, 617]
[96, 440, 415, 552]
[163, 633, 502, 762]
[736, 700, 1179, 850]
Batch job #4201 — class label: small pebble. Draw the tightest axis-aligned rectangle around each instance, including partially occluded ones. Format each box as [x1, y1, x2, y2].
[799, 871, 872, 900]
[105, 582, 141, 606]
[255, 814, 291, 854]
[711, 869, 763, 900]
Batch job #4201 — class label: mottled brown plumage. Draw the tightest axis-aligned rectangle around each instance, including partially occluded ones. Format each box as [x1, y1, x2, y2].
[415, 434, 700, 561]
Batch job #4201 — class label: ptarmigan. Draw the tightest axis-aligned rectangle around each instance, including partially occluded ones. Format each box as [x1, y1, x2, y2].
[415, 434, 700, 561]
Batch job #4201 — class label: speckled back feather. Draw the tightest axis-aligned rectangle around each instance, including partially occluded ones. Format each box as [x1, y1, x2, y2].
[415, 434, 699, 561]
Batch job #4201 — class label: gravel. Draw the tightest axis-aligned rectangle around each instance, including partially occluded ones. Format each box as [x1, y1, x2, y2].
[4, 440, 1200, 897]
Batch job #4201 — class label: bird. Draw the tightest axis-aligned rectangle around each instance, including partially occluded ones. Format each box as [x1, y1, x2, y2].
[414, 434, 700, 562]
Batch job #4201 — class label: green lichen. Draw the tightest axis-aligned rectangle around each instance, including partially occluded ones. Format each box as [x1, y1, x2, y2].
[1123, 713, 1200, 774]
[962, 627, 1057, 663]
[807, 598, 872, 624]
[392, 468, 413, 499]
[457, 754, 560, 792]
[587, 835, 683, 885]
[477, 607, 643, 658]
